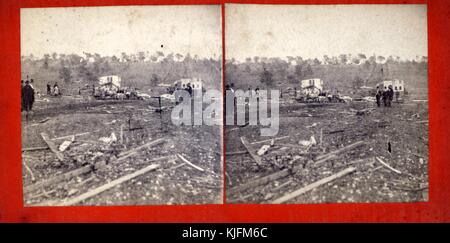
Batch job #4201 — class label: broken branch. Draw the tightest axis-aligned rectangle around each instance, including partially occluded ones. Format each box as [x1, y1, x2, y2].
[270, 167, 356, 204]
[176, 154, 204, 172]
[375, 157, 402, 174]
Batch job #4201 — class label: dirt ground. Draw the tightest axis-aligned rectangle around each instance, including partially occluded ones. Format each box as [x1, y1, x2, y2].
[226, 97, 429, 204]
[22, 95, 222, 206]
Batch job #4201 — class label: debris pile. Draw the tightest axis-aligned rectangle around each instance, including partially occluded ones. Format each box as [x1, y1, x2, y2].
[226, 99, 428, 204]
[22, 97, 222, 205]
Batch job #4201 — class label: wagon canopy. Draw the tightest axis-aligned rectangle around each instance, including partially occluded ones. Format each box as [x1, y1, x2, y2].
[98, 75, 121, 87]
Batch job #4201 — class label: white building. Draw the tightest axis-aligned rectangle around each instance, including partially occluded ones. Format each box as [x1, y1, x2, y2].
[378, 79, 405, 92]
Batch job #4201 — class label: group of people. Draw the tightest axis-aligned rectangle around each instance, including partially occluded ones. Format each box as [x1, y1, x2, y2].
[21, 78, 61, 116]
[375, 85, 395, 107]
[47, 82, 60, 96]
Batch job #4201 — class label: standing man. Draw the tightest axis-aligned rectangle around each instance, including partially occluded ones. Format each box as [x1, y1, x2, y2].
[47, 83, 51, 95]
[382, 87, 388, 107]
[375, 86, 382, 107]
[388, 85, 394, 107]
[53, 82, 60, 96]
[22, 80, 35, 120]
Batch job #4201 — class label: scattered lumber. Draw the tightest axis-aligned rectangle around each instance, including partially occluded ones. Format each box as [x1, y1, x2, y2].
[176, 154, 205, 172]
[229, 142, 365, 193]
[240, 136, 262, 166]
[22, 146, 49, 152]
[250, 135, 290, 145]
[117, 138, 165, 158]
[24, 165, 93, 193]
[315, 141, 365, 164]
[59, 164, 161, 206]
[52, 132, 90, 141]
[40, 133, 64, 161]
[375, 157, 402, 174]
[270, 167, 357, 204]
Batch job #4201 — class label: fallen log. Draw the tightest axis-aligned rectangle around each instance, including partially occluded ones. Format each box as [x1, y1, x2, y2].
[24, 165, 93, 194]
[41, 133, 64, 161]
[176, 154, 204, 172]
[58, 164, 161, 206]
[240, 136, 262, 166]
[270, 167, 356, 204]
[228, 141, 365, 194]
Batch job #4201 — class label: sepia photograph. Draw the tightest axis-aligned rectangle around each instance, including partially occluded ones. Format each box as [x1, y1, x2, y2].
[20, 5, 223, 206]
[225, 4, 429, 204]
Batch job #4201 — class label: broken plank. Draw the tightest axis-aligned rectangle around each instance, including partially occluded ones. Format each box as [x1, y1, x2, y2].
[270, 167, 356, 204]
[22, 146, 49, 152]
[41, 133, 64, 161]
[24, 165, 93, 194]
[52, 132, 90, 141]
[176, 154, 204, 172]
[315, 141, 365, 164]
[375, 157, 402, 174]
[250, 135, 290, 145]
[240, 136, 262, 166]
[118, 138, 165, 158]
[59, 164, 160, 206]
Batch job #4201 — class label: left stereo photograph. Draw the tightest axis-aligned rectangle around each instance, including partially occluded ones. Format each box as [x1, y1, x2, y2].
[20, 5, 223, 206]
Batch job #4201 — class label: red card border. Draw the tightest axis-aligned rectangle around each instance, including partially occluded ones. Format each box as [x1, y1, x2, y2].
[1, 0, 449, 222]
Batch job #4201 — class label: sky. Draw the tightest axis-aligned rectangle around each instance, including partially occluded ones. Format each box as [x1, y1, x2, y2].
[21, 5, 222, 59]
[226, 4, 428, 62]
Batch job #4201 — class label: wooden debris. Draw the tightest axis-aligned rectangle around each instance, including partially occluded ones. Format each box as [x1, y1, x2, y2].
[271, 167, 356, 204]
[23, 162, 36, 182]
[58, 164, 161, 206]
[52, 132, 90, 141]
[176, 154, 204, 172]
[229, 142, 364, 193]
[257, 145, 271, 156]
[315, 141, 365, 164]
[38, 118, 50, 123]
[24, 165, 93, 193]
[41, 133, 64, 161]
[118, 138, 165, 158]
[327, 129, 344, 134]
[375, 157, 402, 174]
[22, 146, 49, 152]
[240, 136, 262, 166]
[250, 135, 290, 145]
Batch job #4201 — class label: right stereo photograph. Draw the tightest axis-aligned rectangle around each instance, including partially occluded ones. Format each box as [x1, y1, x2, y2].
[225, 4, 429, 204]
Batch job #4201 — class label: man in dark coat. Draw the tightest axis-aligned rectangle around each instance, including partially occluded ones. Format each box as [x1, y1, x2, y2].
[22, 80, 35, 117]
[375, 86, 382, 107]
[387, 85, 394, 107]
